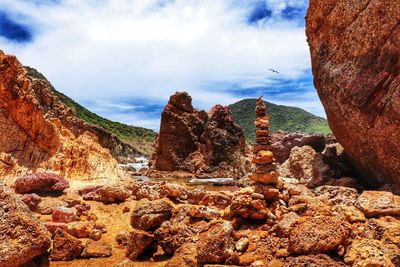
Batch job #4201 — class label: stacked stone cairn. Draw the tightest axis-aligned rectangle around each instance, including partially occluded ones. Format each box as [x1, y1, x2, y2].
[249, 96, 279, 185]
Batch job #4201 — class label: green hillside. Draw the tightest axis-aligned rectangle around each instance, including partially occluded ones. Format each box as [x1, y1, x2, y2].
[25, 66, 157, 155]
[229, 99, 331, 143]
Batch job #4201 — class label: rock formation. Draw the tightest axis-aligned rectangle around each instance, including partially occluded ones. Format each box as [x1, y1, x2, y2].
[149, 92, 247, 178]
[306, 0, 400, 191]
[0, 50, 128, 185]
[249, 97, 279, 186]
[0, 182, 51, 267]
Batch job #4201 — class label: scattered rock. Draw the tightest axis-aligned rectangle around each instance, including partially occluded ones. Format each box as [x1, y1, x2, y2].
[344, 238, 398, 267]
[15, 173, 69, 193]
[82, 240, 112, 258]
[197, 221, 236, 264]
[116, 231, 130, 247]
[277, 212, 300, 237]
[356, 191, 400, 217]
[90, 229, 102, 241]
[79, 185, 130, 203]
[314, 185, 358, 206]
[131, 198, 173, 231]
[67, 221, 94, 238]
[285, 254, 346, 266]
[126, 230, 156, 260]
[0, 183, 51, 267]
[288, 216, 348, 255]
[166, 243, 198, 267]
[51, 228, 84, 261]
[161, 183, 189, 200]
[52, 206, 79, 223]
[235, 237, 249, 252]
[44, 222, 68, 235]
[21, 193, 42, 211]
[36, 198, 68, 215]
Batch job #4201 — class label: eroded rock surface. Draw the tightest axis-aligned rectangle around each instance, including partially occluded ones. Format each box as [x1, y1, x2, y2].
[0, 183, 51, 267]
[149, 92, 247, 178]
[306, 0, 400, 191]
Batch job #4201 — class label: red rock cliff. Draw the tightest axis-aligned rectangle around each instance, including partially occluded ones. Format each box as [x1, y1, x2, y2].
[306, 0, 400, 191]
[0, 50, 127, 185]
[149, 92, 247, 178]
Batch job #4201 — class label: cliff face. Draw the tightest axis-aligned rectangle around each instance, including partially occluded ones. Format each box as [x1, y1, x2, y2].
[306, 1, 400, 191]
[0, 50, 127, 185]
[149, 92, 247, 178]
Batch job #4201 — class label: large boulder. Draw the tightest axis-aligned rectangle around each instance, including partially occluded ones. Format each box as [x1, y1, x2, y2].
[306, 1, 400, 191]
[0, 183, 51, 267]
[15, 173, 69, 193]
[149, 92, 246, 178]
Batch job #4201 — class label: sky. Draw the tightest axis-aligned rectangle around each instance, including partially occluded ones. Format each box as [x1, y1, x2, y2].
[0, 0, 323, 131]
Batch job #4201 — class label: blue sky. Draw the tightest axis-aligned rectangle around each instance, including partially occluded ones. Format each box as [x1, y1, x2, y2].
[0, 0, 322, 131]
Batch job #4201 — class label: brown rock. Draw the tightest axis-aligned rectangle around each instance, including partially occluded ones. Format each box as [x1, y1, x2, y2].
[130, 181, 163, 201]
[306, 0, 400, 191]
[36, 198, 68, 215]
[356, 191, 400, 217]
[0, 183, 51, 267]
[166, 243, 198, 267]
[344, 238, 398, 267]
[249, 171, 279, 185]
[231, 193, 269, 220]
[15, 173, 69, 193]
[131, 198, 173, 231]
[67, 221, 94, 238]
[82, 240, 112, 258]
[160, 183, 189, 200]
[277, 212, 300, 237]
[197, 221, 236, 264]
[51, 228, 84, 261]
[52, 207, 79, 223]
[21, 193, 42, 211]
[126, 230, 156, 260]
[253, 184, 280, 201]
[45, 222, 68, 235]
[314, 185, 358, 206]
[154, 205, 209, 254]
[188, 189, 232, 208]
[285, 254, 346, 266]
[288, 216, 348, 255]
[79, 185, 130, 203]
[149, 92, 246, 178]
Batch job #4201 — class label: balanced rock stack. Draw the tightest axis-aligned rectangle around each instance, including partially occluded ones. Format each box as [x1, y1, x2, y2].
[249, 97, 279, 185]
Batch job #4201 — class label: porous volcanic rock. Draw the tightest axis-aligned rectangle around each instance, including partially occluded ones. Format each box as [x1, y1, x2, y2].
[306, 0, 400, 191]
[288, 215, 349, 255]
[149, 92, 246, 178]
[0, 50, 127, 185]
[15, 172, 69, 193]
[0, 183, 51, 267]
[356, 191, 400, 217]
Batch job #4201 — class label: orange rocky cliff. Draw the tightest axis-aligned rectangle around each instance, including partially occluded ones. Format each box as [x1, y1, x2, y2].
[0, 50, 127, 186]
[306, 0, 400, 191]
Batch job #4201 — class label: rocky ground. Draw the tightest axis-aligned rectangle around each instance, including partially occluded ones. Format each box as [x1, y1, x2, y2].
[2, 159, 400, 267]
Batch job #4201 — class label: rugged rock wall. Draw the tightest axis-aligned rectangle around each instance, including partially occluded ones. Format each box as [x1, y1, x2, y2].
[0, 50, 127, 185]
[25, 66, 141, 161]
[149, 92, 247, 178]
[306, 1, 400, 191]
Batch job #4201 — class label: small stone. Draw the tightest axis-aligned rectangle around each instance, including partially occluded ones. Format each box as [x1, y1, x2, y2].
[252, 151, 274, 164]
[44, 222, 68, 235]
[94, 222, 107, 233]
[131, 198, 173, 231]
[51, 228, 84, 261]
[67, 221, 94, 238]
[116, 231, 130, 247]
[249, 171, 279, 185]
[21, 193, 42, 211]
[356, 191, 400, 217]
[82, 240, 112, 258]
[90, 229, 102, 241]
[255, 163, 276, 173]
[251, 193, 264, 200]
[122, 206, 130, 213]
[235, 237, 249, 252]
[52, 207, 79, 223]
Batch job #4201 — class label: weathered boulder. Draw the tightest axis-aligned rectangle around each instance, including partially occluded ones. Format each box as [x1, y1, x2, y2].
[51, 228, 84, 261]
[149, 92, 246, 178]
[197, 221, 236, 264]
[78, 185, 130, 203]
[126, 230, 156, 260]
[288, 216, 348, 255]
[356, 191, 400, 217]
[15, 173, 69, 193]
[271, 131, 333, 164]
[306, 0, 400, 191]
[0, 183, 51, 267]
[131, 198, 173, 231]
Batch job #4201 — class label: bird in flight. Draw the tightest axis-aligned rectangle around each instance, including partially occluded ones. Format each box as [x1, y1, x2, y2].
[268, 68, 280, 74]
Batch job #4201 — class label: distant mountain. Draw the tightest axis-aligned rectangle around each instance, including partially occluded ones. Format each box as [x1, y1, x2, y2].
[25, 66, 157, 156]
[229, 99, 331, 143]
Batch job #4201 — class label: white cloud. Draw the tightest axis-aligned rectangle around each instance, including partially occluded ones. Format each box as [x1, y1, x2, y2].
[0, 0, 321, 130]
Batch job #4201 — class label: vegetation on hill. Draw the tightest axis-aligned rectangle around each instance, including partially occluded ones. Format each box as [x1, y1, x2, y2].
[25, 66, 157, 155]
[229, 98, 331, 143]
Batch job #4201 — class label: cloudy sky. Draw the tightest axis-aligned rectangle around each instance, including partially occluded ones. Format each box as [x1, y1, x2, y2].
[0, 0, 322, 131]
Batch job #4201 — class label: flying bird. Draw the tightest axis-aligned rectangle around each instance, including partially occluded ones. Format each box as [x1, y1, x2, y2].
[268, 68, 280, 74]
